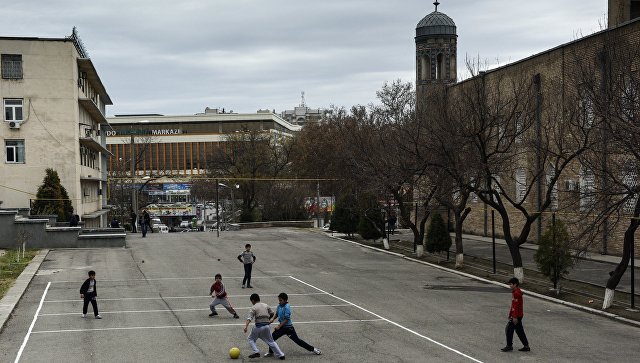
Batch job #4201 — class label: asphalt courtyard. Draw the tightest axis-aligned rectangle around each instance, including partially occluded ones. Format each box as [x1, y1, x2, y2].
[0, 228, 638, 362]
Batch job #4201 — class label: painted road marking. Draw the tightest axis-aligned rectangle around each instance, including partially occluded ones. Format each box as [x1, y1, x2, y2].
[43, 292, 327, 303]
[14, 282, 50, 363]
[289, 276, 484, 363]
[31, 319, 384, 334]
[39, 304, 352, 316]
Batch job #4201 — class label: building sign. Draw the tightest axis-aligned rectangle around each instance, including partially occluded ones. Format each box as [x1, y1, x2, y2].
[151, 129, 182, 135]
[105, 129, 182, 137]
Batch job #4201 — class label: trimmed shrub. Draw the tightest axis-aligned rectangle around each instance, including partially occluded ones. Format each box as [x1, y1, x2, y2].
[425, 213, 451, 253]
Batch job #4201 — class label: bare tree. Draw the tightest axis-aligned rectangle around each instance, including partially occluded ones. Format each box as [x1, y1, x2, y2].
[441, 57, 595, 282]
[571, 30, 640, 308]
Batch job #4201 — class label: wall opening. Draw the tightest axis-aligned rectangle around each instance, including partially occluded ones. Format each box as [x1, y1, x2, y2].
[436, 53, 444, 80]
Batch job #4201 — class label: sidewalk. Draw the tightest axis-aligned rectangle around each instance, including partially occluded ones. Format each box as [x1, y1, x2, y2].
[455, 232, 640, 267]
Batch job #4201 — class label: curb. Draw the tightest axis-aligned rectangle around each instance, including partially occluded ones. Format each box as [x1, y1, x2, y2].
[328, 235, 640, 328]
[0, 249, 49, 333]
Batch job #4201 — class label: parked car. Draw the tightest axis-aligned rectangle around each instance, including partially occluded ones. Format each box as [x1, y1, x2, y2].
[179, 220, 191, 228]
[151, 217, 162, 232]
[157, 224, 169, 233]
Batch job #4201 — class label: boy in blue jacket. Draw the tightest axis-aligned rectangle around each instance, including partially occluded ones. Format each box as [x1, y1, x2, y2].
[265, 292, 321, 357]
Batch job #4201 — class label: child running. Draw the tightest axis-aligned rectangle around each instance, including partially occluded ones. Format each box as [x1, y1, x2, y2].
[265, 292, 321, 357]
[237, 243, 256, 288]
[79, 270, 102, 319]
[209, 273, 239, 319]
[244, 293, 285, 360]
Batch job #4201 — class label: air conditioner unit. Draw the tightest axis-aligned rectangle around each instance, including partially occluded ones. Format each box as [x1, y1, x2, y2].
[9, 121, 21, 129]
[85, 128, 93, 137]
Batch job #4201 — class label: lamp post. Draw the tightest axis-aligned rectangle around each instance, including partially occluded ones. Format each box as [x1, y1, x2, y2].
[218, 182, 239, 225]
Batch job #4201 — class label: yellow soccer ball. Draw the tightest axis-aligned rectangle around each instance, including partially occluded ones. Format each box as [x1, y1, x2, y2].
[229, 347, 241, 359]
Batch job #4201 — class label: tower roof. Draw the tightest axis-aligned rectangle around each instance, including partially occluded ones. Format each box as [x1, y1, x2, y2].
[416, 2, 456, 37]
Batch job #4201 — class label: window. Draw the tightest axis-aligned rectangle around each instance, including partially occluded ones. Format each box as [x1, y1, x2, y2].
[515, 112, 524, 143]
[515, 168, 527, 203]
[5, 139, 25, 163]
[546, 166, 558, 210]
[623, 170, 638, 214]
[436, 53, 444, 80]
[579, 168, 596, 209]
[1, 54, 22, 79]
[4, 99, 23, 121]
[579, 92, 595, 128]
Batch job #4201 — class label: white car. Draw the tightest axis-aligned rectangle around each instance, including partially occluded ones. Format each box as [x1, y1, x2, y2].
[179, 221, 191, 228]
[157, 224, 169, 233]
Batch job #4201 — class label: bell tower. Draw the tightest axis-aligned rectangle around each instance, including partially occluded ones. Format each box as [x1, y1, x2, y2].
[415, 1, 457, 111]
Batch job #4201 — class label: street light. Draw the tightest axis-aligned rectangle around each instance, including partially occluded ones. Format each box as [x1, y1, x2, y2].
[218, 182, 239, 224]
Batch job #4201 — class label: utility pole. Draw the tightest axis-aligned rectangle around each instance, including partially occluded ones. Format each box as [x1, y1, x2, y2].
[316, 181, 322, 228]
[130, 131, 137, 216]
[216, 179, 220, 238]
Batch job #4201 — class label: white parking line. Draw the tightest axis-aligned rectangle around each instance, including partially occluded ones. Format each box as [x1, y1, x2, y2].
[289, 276, 484, 363]
[48, 276, 291, 284]
[43, 292, 327, 303]
[15, 282, 50, 363]
[31, 318, 384, 334]
[39, 304, 352, 316]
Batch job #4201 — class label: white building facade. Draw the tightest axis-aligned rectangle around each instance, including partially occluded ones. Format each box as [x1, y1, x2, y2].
[0, 29, 113, 227]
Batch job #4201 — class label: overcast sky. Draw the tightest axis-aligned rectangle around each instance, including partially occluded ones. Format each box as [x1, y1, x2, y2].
[2, 0, 607, 116]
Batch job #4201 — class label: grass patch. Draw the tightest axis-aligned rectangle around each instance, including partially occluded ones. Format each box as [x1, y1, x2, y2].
[0, 249, 39, 300]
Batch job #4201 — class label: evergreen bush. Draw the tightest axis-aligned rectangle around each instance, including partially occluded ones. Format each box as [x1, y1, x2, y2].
[425, 213, 451, 253]
[32, 168, 73, 222]
[534, 218, 574, 289]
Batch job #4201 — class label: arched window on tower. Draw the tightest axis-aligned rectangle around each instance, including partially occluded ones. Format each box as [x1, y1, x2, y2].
[436, 53, 444, 80]
[450, 55, 456, 81]
[420, 55, 431, 80]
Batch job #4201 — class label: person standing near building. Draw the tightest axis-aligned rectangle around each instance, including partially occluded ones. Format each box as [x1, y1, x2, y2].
[130, 209, 137, 233]
[143, 209, 151, 236]
[501, 277, 530, 352]
[243, 293, 285, 360]
[238, 244, 256, 288]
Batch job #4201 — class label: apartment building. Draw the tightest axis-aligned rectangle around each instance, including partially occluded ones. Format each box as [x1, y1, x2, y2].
[0, 28, 113, 227]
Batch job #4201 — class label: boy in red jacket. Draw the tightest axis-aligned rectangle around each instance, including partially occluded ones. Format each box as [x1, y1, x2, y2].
[209, 273, 239, 318]
[501, 277, 530, 352]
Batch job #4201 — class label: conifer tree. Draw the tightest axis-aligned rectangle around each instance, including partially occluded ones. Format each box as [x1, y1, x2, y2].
[425, 213, 451, 253]
[534, 218, 574, 290]
[33, 168, 73, 221]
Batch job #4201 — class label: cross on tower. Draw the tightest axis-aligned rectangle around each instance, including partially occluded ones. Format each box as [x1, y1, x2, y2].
[434, 1, 440, 12]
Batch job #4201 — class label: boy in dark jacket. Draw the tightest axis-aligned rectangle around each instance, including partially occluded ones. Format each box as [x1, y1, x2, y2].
[80, 270, 102, 319]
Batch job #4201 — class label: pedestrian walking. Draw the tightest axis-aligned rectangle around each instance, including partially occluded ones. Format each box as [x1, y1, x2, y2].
[130, 209, 137, 233]
[243, 293, 285, 360]
[143, 209, 151, 236]
[265, 292, 321, 357]
[501, 277, 530, 352]
[238, 243, 256, 288]
[140, 215, 146, 237]
[79, 270, 102, 319]
[208, 273, 239, 319]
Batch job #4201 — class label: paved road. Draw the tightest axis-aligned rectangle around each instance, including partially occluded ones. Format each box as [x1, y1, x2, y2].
[0, 228, 638, 362]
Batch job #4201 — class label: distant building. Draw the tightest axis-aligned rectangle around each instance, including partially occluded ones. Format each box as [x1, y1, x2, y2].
[280, 92, 331, 126]
[105, 108, 300, 203]
[0, 29, 113, 227]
